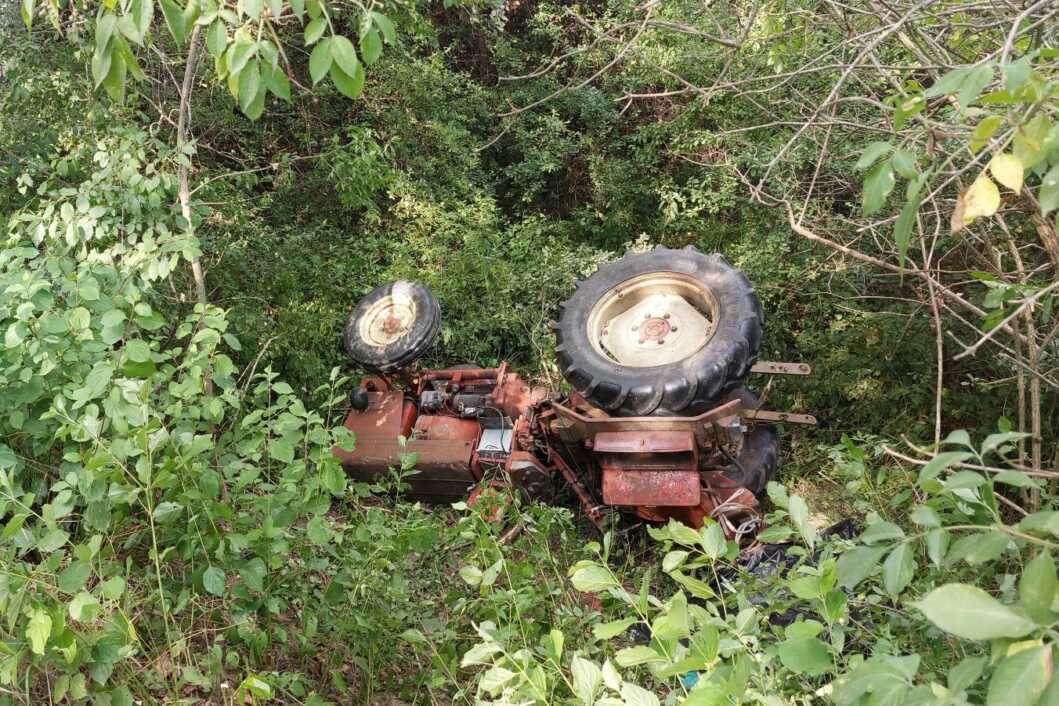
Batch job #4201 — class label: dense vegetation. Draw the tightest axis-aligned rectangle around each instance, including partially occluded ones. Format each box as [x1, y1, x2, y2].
[1, 0, 1057, 704]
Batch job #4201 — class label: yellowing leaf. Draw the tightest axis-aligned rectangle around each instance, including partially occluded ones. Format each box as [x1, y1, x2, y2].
[962, 174, 1001, 224]
[989, 153, 1023, 192]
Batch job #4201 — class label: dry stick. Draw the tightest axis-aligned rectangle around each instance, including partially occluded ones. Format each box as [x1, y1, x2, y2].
[918, 216, 944, 448]
[1006, 240, 1043, 507]
[952, 279, 1059, 360]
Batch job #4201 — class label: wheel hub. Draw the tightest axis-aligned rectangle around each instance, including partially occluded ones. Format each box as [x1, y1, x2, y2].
[359, 295, 416, 347]
[589, 274, 716, 368]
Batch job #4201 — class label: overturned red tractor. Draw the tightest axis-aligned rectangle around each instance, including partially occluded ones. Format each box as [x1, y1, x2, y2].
[334, 247, 814, 540]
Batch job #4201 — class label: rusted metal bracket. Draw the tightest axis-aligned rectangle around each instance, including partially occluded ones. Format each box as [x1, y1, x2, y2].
[751, 361, 812, 375]
[744, 409, 818, 425]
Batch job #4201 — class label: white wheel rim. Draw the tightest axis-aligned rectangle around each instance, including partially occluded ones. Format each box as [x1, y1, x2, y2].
[358, 293, 417, 347]
[587, 272, 716, 367]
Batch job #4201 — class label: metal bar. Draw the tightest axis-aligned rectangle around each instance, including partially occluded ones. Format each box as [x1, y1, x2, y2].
[744, 409, 818, 425]
[549, 451, 604, 530]
[750, 361, 812, 375]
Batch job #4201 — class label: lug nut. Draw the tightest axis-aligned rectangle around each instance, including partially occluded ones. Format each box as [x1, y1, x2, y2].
[657, 339, 665, 345]
[632, 324, 639, 331]
[644, 312, 651, 319]
[670, 326, 679, 332]
[638, 337, 646, 343]
[663, 313, 671, 319]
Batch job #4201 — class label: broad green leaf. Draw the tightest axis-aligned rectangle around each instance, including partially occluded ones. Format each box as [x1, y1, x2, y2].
[242, 0, 262, 20]
[101, 49, 127, 102]
[620, 683, 660, 706]
[96, 12, 117, 49]
[948, 656, 985, 692]
[909, 504, 940, 527]
[21, 0, 34, 28]
[26, 609, 51, 655]
[238, 59, 262, 116]
[614, 645, 664, 667]
[861, 521, 904, 544]
[571, 657, 602, 704]
[1041, 164, 1059, 216]
[124, 339, 151, 362]
[837, 545, 887, 589]
[957, 63, 994, 110]
[592, 617, 636, 641]
[69, 591, 100, 622]
[971, 115, 1002, 151]
[1004, 56, 1032, 92]
[129, 0, 153, 44]
[918, 452, 972, 484]
[986, 645, 1052, 706]
[856, 141, 891, 170]
[924, 66, 971, 98]
[203, 566, 226, 596]
[58, 561, 92, 594]
[206, 20, 228, 57]
[891, 149, 918, 179]
[238, 558, 267, 591]
[330, 62, 365, 100]
[662, 550, 687, 572]
[227, 40, 257, 75]
[789, 494, 816, 549]
[1019, 552, 1056, 624]
[914, 583, 1036, 639]
[777, 637, 831, 676]
[158, 0, 186, 45]
[331, 35, 359, 77]
[360, 27, 382, 65]
[862, 160, 895, 216]
[982, 430, 1029, 457]
[92, 46, 114, 90]
[946, 531, 1009, 566]
[989, 153, 1023, 192]
[479, 666, 516, 697]
[309, 37, 332, 85]
[371, 11, 396, 44]
[882, 542, 915, 597]
[569, 564, 617, 592]
[304, 17, 325, 45]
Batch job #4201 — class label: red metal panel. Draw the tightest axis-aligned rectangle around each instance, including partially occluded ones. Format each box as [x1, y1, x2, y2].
[413, 415, 481, 443]
[594, 431, 695, 454]
[602, 469, 700, 507]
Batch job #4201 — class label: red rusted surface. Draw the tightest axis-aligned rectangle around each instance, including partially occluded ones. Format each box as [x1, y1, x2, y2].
[602, 469, 701, 506]
[594, 430, 695, 454]
[413, 415, 481, 443]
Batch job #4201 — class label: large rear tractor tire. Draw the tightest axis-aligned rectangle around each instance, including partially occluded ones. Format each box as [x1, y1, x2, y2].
[555, 246, 763, 416]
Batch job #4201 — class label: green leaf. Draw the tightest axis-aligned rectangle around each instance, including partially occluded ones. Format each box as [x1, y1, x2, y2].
[592, 617, 636, 641]
[856, 141, 892, 170]
[571, 657, 602, 705]
[360, 27, 382, 65]
[238, 558, 267, 592]
[124, 339, 151, 362]
[129, 0, 153, 44]
[620, 683, 660, 706]
[92, 46, 114, 90]
[789, 494, 816, 549]
[862, 160, 895, 216]
[330, 62, 365, 100]
[242, 0, 262, 21]
[38, 529, 70, 553]
[861, 521, 904, 545]
[569, 564, 617, 593]
[203, 566, 226, 596]
[957, 63, 994, 110]
[158, 0, 186, 45]
[882, 542, 915, 597]
[894, 195, 921, 270]
[986, 645, 1052, 706]
[238, 59, 262, 116]
[1019, 552, 1056, 624]
[913, 583, 1037, 640]
[924, 66, 972, 98]
[371, 11, 396, 44]
[1004, 56, 1032, 92]
[946, 531, 1009, 566]
[101, 49, 127, 102]
[58, 561, 92, 594]
[68, 591, 99, 622]
[309, 37, 332, 85]
[777, 637, 832, 676]
[1040, 164, 1059, 216]
[21, 0, 34, 29]
[206, 20, 228, 57]
[614, 645, 664, 667]
[917, 451, 972, 484]
[891, 149, 918, 179]
[96, 12, 118, 49]
[304, 17, 326, 44]
[26, 609, 51, 655]
[331, 35, 359, 77]
[948, 656, 985, 692]
[837, 545, 888, 589]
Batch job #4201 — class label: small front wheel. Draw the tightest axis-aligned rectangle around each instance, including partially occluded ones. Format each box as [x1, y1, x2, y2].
[343, 280, 441, 372]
